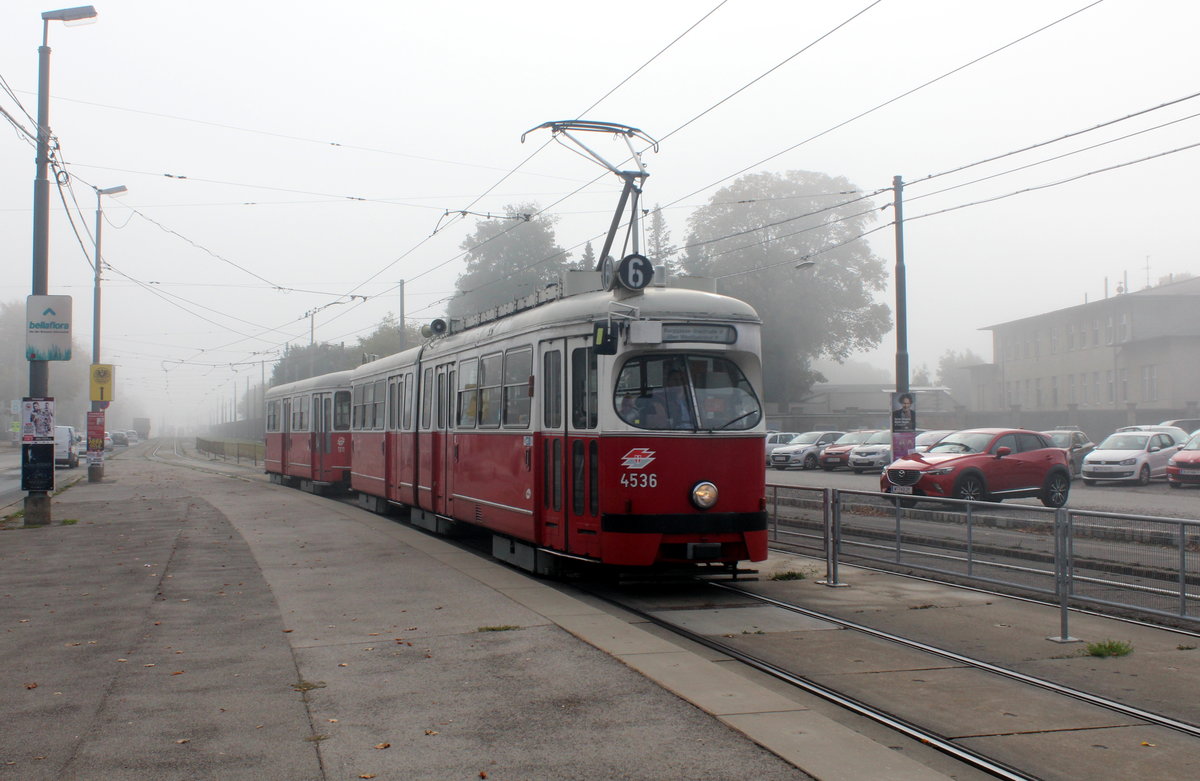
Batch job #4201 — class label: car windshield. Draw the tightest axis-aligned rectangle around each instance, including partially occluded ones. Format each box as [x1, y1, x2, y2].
[1098, 433, 1150, 451]
[928, 431, 994, 454]
[614, 353, 761, 432]
[788, 432, 822, 445]
[864, 431, 892, 445]
[1182, 437, 1200, 451]
[833, 431, 874, 446]
[915, 430, 951, 446]
[1046, 432, 1072, 448]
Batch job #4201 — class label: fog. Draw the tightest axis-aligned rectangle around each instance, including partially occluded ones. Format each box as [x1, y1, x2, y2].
[2, 0, 1197, 433]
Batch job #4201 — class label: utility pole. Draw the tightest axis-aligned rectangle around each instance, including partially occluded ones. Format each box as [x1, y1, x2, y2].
[893, 175, 909, 395]
[398, 279, 405, 350]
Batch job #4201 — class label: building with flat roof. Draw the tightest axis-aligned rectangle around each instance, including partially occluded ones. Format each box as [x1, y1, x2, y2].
[967, 275, 1200, 436]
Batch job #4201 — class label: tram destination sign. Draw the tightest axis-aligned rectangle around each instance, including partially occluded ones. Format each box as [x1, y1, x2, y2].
[26, 295, 72, 361]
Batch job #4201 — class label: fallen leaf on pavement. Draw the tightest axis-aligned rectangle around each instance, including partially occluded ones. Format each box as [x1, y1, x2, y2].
[373, 742, 391, 750]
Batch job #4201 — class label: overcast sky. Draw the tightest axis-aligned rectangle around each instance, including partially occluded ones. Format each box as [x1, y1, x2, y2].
[2, 0, 1197, 430]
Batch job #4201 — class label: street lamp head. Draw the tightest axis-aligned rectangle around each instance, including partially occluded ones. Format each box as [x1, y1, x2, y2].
[42, 6, 97, 23]
[98, 184, 127, 196]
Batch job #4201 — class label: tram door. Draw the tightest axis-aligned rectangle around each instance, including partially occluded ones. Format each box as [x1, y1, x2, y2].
[433, 363, 454, 517]
[281, 397, 292, 473]
[311, 392, 332, 479]
[538, 340, 566, 551]
[565, 340, 601, 558]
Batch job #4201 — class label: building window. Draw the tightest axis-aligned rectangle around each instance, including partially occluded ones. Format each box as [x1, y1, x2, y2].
[1093, 319, 1100, 346]
[1119, 368, 1128, 401]
[1106, 370, 1114, 403]
[1035, 377, 1043, 408]
[1105, 316, 1113, 345]
[1068, 374, 1076, 404]
[1092, 372, 1100, 405]
[1119, 312, 1129, 342]
[1051, 376, 1059, 408]
[1049, 327, 1058, 354]
[1141, 366, 1158, 401]
[1067, 324, 1075, 350]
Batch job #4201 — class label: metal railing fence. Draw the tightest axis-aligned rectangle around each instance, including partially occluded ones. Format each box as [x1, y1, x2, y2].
[194, 437, 264, 466]
[767, 483, 1200, 638]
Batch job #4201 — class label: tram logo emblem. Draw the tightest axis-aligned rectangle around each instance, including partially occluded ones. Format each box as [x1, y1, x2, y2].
[620, 448, 656, 470]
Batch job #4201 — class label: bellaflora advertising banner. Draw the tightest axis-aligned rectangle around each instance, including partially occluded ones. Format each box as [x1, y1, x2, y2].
[26, 295, 72, 361]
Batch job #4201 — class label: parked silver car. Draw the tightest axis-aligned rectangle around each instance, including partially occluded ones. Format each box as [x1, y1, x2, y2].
[1082, 430, 1181, 485]
[848, 430, 897, 473]
[770, 431, 844, 471]
[764, 431, 801, 465]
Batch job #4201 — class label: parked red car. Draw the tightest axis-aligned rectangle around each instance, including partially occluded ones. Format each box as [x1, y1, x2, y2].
[1166, 436, 1200, 488]
[819, 430, 880, 471]
[881, 428, 1071, 507]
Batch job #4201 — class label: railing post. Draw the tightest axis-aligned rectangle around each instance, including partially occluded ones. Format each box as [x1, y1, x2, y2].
[771, 485, 779, 542]
[817, 488, 849, 587]
[1180, 522, 1188, 620]
[965, 500, 974, 578]
[1048, 507, 1080, 643]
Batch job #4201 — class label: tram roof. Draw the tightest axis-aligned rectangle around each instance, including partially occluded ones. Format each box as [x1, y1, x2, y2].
[266, 368, 355, 398]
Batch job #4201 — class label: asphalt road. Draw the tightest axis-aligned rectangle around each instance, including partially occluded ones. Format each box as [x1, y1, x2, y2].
[768, 462, 1200, 520]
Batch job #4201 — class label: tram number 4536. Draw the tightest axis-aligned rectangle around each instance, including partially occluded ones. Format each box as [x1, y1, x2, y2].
[620, 472, 658, 488]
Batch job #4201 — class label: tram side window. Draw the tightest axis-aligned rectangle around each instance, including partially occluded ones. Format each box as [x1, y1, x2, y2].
[402, 372, 414, 429]
[387, 379, 399, 430]
[334, 391, 351, 431]
[352, 384, 364, 430]
[266, 400, 279, 432]
[457, 359, 478, 429]
[570, 347, 597, 429]
[479, 354, 503, 428]
[372, 379, 385, 430]
[293, 396, 307, 431]
[543, 350, 562, 429]
[503, 347, 533, 428]
[420, 368, 433, 429]
[436, 370, 447, 429]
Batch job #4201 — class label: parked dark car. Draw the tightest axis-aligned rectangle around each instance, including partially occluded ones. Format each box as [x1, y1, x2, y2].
[110, 431, 129, 446]
[1041, 429, 1095, 478]
[881, 428, 1071, 507]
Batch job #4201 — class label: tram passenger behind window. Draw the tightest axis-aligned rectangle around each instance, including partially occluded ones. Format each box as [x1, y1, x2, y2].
[632, 394, 669, 428]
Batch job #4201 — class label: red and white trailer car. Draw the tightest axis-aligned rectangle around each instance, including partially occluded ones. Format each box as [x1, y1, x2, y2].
[264, 370, 353, 494]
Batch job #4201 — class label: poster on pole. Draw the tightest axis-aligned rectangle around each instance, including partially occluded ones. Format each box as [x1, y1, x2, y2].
[890, 391, 917, 459]
[26, 295, 72, 361]
[22, 397, 55, 443]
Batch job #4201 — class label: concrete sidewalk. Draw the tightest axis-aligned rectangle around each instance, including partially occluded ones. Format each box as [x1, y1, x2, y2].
[2, 448, 954, 781]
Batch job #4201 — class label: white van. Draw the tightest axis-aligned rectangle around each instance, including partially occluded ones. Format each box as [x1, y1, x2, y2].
[54, 425, 79, 468]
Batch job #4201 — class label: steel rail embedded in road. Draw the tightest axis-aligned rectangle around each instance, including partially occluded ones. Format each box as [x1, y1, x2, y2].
[713, 581, 1200, 740]
[583, 585, 1038, 781]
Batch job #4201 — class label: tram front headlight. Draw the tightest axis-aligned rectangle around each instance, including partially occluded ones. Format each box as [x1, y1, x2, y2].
[691, 481, 718, 509]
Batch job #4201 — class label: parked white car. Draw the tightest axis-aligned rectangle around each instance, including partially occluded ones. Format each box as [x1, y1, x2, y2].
[54, 425, 79, 468]
[848, 430, 897, 473]
[1081, 430, 1182, 485]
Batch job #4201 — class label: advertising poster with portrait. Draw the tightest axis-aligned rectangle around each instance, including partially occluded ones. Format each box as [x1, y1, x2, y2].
[21, 397, 55, 443]
[890, 391, 917, 459]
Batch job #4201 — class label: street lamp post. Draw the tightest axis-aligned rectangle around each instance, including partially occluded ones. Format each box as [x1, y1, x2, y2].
[25, 5, 98, 525]
[89, 184, 125, 483]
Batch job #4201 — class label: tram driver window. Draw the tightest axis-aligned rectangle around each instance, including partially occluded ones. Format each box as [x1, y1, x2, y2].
[615, 354, 761, 431]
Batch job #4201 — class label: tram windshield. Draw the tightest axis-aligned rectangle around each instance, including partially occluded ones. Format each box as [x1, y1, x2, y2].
[614, 354, 761, 431]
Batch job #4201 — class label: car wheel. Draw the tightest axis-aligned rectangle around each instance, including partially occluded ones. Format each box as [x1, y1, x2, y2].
[853, 468, 864, 474]
[821, 464, 834, 472]
[773, 466, 788, 471]
[1082, 478, 1095, 486]
[1169, 481, 1181, 489]
[1136, 465, 1150, 486]
[1040, 471, 1070, 508]
[953, 473, 988, 502]
[803, 454, 818, 470]
[889, 496, 918, 509]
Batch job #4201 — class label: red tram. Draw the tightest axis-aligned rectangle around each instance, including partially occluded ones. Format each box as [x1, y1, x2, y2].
[264, 370, 353, 493]
[306, 271, 767, 574]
